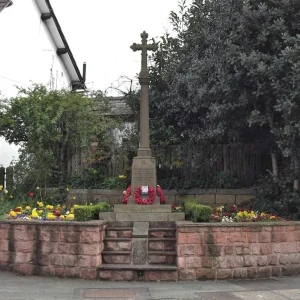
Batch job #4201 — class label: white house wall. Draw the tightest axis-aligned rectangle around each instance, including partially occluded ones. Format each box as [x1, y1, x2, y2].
[0, 0, 71, 97]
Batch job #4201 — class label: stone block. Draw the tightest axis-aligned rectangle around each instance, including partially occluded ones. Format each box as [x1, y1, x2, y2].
[258, 232, 271, 243]
[215, 194, 235, 204]
[80, 232, 101, 244]
[81, 244, 100, 255]
[261, 244, 272, 255]
[272, 232, 288, 243]
[257, 267, 271, 278]
[99, 212, 116, 222]
[197, 269, 216, 280]
[232, 268, 247, 279]
[216, 269, 233, 279]
[186, 233, 203, 244]
[114, 204, 172, 213]
[168, 213, 185, 221]
[114, 271, 134, 281]
[227, 232, 246, 244]
[18, 264, 34, 276]
[178, 269, 196, 281]
[98, 270, 113, 280]
[257, 256, 268, 266]
[132, 238, 147, 265]
[186, 256, 202, 268]
[178, 245, 197, 256]
[195, 194, 216, 204]
[235, 195, 256, 205]
[133, 222, 149, 237]
[80, 268, 97, 279]
[14, 241, 34, 253]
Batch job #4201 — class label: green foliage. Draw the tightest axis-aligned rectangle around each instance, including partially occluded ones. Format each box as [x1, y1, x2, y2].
[183, 198, 212, 222]
[74, 202, 112, 221]
[254, 174, 300, 220]
[0, 85, 119, 194]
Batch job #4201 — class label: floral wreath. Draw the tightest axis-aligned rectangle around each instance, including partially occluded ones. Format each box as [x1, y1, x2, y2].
[134, 186, 155, 205]
[156, 185, 166, 204]
[122, 185, 166, 205]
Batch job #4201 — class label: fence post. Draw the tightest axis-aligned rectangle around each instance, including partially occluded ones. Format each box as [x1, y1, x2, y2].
[6, 166, 14, 191]
[0, 167, 5, 187]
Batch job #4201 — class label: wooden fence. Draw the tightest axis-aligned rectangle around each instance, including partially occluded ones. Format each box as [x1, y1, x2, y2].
[67, 143, 272, 187]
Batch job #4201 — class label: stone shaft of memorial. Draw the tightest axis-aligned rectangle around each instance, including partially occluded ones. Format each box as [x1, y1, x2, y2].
[130, 31, 158, 157]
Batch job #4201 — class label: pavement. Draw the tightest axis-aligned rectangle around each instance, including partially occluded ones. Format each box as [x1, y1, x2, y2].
[1, 271, 300, 300]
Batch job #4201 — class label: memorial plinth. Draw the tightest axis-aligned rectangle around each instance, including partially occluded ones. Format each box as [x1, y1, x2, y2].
[99, 204, 185, 222]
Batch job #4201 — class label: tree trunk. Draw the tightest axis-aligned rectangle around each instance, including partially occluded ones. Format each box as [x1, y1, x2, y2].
[271, 152, 278, 177]
[265, 100, 278, 177]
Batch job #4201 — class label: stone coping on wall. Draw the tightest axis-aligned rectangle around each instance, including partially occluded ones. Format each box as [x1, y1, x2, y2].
[176, 220, 300, 228]
[0, 220, 107, 226]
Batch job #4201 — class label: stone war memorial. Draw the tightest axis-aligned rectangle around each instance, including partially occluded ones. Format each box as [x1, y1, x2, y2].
[99, 31, 185, 223]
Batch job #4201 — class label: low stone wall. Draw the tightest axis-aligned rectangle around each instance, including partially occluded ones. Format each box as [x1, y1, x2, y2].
[0, 220, 107, 279]
[69, 188, 256, 206]
[177, 222, 300, 280]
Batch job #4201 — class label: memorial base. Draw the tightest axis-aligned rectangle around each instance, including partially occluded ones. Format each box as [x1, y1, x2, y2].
[128, 155, 159, 204]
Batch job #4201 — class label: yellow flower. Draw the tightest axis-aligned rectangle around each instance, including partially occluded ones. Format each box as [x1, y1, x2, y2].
[47, 213, 56, 220]
[26, 206, 31, 210]
[118, 175, 125, 179]
[9, 195, 13, 198]
[46, 205, 54, 210]
[9, 210, 17, 218]
[260, 212, 265, 217]
[31, 211, 39, 219]
[72, 196, 76, 200]
[38, 201, 44, 208]
[36, 186, 40, 190]
[38, 210, 43, 215]
[4, 189, 8, 194]
[66, 213, 74, 221]
[269, 216, 276, 220]
[0, 185, 3, 191]
[60, 215, 65, 220]
[70, 208, 74, 214]
[66, 187, 70, 192]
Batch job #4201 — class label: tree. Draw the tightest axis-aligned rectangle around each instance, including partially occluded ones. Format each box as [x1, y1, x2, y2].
[149, 0, 300, 185]
[0, 85, 118, 189]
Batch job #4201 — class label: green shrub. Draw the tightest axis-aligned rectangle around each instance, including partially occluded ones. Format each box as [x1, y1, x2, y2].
[74, 202, 113, 221]
[183, 198, 212, 222]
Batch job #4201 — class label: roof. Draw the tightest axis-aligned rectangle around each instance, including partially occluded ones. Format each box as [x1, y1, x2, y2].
[34, 0, 86, 91]
[0, 0, 13, 13]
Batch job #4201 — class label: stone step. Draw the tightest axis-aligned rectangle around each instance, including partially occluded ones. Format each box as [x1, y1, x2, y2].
[148, 255, 177, 265]
[114, 204, 172, 213]
[104, 240, 132, 251]
[148, 239, 176, 252]
[149, 221, 176, 229]
[105, 228, 133, 238]
[102, 253, 131, 264]
[148, 228, 176, 238]
[98, 264, 178, 281]
[107, 221, 134, 228]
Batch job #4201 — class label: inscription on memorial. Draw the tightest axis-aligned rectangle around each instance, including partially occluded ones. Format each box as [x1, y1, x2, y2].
[133, 168, 155, 186]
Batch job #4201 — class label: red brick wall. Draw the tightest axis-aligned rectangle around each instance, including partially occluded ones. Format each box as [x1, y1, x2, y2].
[0, 220, 107, 279]
[177, 222, 300, 280]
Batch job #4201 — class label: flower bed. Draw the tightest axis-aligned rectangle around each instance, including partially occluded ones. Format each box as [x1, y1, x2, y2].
[211, 205, 283, 223]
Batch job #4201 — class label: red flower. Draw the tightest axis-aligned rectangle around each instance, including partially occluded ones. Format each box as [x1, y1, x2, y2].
[28, 192, 34, 197]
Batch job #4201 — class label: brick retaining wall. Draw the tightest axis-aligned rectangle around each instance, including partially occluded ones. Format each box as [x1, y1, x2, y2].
[177, 222, 300, 280]
[0, 220, 107, 279]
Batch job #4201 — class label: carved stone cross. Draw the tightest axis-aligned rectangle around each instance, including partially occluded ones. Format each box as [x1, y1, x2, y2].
[130, 31, 158, 71]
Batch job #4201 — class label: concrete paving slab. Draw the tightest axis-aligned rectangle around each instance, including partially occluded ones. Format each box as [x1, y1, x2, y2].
[274, 289, 300, 300]
[229, 278, 300, 291]
[232, 291, 289, 300]
[194, 292, 241, 300]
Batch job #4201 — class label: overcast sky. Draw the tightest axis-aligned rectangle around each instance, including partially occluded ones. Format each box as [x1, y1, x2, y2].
[0, 0, 192, 168]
